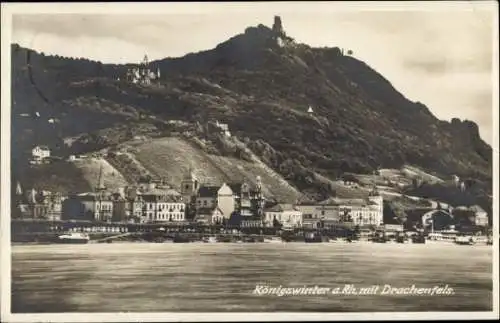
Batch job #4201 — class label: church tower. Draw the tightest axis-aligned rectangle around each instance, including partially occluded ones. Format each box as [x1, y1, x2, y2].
[181, 168, 199, 203]
[254, 176, 266, 218]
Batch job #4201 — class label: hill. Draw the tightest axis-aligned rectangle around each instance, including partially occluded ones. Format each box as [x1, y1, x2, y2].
[126, 136, 300, 202]
[10, 16, 493, 209]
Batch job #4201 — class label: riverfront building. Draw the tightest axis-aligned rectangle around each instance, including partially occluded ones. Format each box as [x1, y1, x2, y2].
[263, 204, 303, 229]
[296, 194, 384, 229]
[181, 168, 266, 220]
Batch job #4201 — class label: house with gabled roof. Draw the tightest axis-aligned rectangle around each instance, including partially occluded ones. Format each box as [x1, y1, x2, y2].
[195, 185, 220, 210]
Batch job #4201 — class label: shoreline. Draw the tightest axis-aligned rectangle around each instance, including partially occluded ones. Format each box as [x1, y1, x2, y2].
[11, 240, 493, 246]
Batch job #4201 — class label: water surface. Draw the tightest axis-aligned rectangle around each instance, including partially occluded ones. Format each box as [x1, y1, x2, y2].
[12, 243, 492, 312]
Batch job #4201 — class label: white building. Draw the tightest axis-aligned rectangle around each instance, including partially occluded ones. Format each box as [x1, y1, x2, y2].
[217, 183, 235, 219]
[141, 191, 186, 223]
[264, 204, 303, 229]
[195, 206, 225, 224]
[469, 205, 489, 227]
[296, 194, 384, 227]
[32, 145, 50, 163]
[337, 197, 383, 226]
[215, 120, 231, 137]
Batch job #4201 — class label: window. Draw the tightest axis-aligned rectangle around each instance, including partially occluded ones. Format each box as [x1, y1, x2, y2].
[203, 200, 207, 206]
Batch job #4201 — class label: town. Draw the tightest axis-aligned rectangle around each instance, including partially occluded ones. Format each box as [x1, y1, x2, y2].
[12, 144, 491, 245]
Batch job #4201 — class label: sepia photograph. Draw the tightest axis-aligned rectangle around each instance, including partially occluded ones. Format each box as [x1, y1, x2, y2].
[1, 1, 498, 322]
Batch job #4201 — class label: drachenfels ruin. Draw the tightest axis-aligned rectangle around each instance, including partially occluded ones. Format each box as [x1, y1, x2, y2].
[272, 16, 284, 35]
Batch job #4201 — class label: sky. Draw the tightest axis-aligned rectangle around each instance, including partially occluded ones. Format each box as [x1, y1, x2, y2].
[8, 2, 498, 145]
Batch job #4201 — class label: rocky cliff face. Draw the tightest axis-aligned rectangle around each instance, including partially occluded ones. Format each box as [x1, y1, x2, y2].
[10, 17, 493, 197]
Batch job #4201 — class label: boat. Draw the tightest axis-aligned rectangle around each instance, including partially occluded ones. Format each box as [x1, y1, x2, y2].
[173, 235, 191, 243]
[371, 235, 388, 243]
[395, 235, 407, 243]
[57, 232, 90, 244]
[411, 235, 426, 244]
[427, 230, 458, 243]
[454, 235, 475, 245]
[263, 237, 283, 243]
[241, 236, 256, 243]
[203, 236, 218, 243]
[304, 232, 323, 243]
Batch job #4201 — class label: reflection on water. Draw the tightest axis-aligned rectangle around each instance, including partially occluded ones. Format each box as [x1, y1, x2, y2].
[12, 243, 492, 312]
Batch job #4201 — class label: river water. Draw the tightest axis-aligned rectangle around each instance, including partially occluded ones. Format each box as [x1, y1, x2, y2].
[11, 243, 492, 312]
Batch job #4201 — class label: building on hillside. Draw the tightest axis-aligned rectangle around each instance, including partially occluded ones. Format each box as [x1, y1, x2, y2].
[126, 54, 160, 85]
[264, 204, 303, 229]
[214, 120, 231, 137]
[469, 205, 489, 227]
[341, 174, 360, 187]
[229, 176, 266, 217]
[31, 145, 51, 164]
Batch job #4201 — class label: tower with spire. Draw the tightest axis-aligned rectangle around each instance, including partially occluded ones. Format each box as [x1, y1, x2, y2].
[254, 175, 266, 218]
[95, 164, 107, 193]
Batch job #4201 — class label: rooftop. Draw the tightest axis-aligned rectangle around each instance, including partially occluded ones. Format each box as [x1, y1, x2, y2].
[265, 203, 298, 212]
[198, 186, 221, 198]
[469, 205, 486, 213]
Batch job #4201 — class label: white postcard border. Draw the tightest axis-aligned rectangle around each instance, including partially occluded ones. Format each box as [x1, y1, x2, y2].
[1, 1, 498, 322]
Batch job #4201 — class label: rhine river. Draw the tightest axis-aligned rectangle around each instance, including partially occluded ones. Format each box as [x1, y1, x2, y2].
[11, 243, 492, 312]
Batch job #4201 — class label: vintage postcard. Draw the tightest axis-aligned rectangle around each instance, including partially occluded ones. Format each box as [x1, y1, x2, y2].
[1, 1, 498, 322]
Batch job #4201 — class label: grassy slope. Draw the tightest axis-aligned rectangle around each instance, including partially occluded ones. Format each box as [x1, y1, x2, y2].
[73, 157, 129, 191]
[130, 137, 300, 202]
